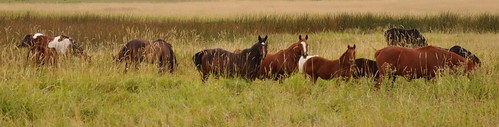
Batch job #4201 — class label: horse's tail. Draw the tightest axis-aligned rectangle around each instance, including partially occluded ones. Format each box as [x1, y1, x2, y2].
[168, 47, 177, 73]
[193, 51, 205, 70]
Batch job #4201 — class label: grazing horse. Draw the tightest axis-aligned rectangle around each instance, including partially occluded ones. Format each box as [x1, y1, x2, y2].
[300, 45, 356, 83]
[374, 46, 477, 89]
[257, 35, 309, 82]
[31, 35, 58, 66]
[115, 39, 177, 74]
[449, 45, 481, 66]
[385, 28, 427, 47]
[193, 35, 268, 82]
[18, 33, 89, 61]
[352, 58, 379, 79]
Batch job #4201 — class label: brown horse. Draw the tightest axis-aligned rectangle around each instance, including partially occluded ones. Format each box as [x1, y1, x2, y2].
[115, 39, 177, 74]
[352, 58, 379, 79]
[193, 35, 268, 82]
[257, 35, 309, 82]
[374, 46, 477, 89]
[31, 35, 58, 66]
[300, 45, 356, 83]
[18, 33, 90, 62]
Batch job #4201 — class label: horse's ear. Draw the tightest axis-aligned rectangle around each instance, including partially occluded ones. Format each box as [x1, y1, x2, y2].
[347, 45, 351, 49]
[264, 35, 268, 41]
[258, 35, 262, 41]
[305, 35, 308, 40]
[299, 35, 302, 40]
[353, 44, 356, 49]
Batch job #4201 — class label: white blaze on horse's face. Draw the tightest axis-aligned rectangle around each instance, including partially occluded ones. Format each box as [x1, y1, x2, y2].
[300, 41, 308, 58]
[33, 33, 43, 39]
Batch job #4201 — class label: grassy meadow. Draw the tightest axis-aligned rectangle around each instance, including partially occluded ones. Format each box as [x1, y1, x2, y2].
[0, 1, 498, 126]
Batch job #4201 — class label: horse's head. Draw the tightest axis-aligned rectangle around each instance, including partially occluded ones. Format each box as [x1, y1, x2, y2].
[17, 34, 34, 48]
[257, 35, 269, 58]
[296, 35, 309, 59]
[345, 44, 357, 65]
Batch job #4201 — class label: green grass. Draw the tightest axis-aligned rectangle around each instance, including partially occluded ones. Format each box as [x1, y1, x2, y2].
[0, 12, 498, 126]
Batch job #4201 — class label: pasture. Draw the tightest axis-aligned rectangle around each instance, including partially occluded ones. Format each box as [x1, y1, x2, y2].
[0, 1, 498, 126]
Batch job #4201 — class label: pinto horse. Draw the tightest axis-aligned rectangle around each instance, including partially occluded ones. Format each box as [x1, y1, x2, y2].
[193, 35, 268, 82]
[18, 33, 89, 62]
[31, 35, 59, 66]
[115, 39, 177, 74]
[374, 46, 477, 89]
[352, 58, 379, 79]
[449, 45, 481, 66]
[257, 35, 309, 81]
[300, 45, 356, 83]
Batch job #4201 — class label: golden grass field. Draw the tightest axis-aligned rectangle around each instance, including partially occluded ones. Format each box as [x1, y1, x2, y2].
[0, 0, 498, 126]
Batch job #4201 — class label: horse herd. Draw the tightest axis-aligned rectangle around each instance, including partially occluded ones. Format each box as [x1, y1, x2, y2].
[18, 28, 481, 89]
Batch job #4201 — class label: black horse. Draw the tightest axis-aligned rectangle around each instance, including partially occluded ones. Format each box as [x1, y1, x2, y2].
[193, 35, 268, 82]
[352, 58, 379, 80]
[449, 45, 481, 66]
[385, 28, 427, 47]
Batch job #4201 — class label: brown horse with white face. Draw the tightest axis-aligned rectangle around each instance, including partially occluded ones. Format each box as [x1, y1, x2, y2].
[193, 35, 268, 82]
[300, 45, 356, 83]
[374, 46, 477, 89]
[31, 35, 59, 66]
[257, 35, 309, 82]
[115, 39, 177, 74]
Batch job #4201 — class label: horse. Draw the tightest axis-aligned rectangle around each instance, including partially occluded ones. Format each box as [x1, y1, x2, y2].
[193, 35, 268, 82]
[300, 45, 356, 83]
[449, 45, 481, 66]
[18, 33, 89, 62]
[374, 46, 478, 89]
[115, 39, 177, 74]
[257, 35, 309, 82]
[385, 28, 427, 47]
[31, 35, 59, 66]
[352, 58, 379, 79]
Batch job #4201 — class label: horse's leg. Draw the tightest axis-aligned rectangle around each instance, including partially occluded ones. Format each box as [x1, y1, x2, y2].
[201, 73, 209, 83]
[124, 62, 129, 73]
[158, 56, 166, 75]
[310, 73, 318, 84]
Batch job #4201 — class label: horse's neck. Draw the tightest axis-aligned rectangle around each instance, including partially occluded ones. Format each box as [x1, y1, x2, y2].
[338, 52, 351, 67]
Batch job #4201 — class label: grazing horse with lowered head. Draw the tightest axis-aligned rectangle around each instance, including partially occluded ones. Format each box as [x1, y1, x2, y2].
[449, 45, 481, 66]
[352, 58, 379, 79]
[385, 28, 427, 47]
[257, 35, 309, 82]
[115, 39, 177, 74]
[193, 35, 268, 82]
[18, 33, 89, 62]
[374, 46, 477, 89]
[300, 45, 356, 83]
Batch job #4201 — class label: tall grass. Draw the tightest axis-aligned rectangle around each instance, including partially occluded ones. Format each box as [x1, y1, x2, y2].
[0, 12, 498, 126]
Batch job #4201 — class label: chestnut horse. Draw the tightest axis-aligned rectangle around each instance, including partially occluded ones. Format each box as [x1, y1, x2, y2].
[352, 58, 379, 79]
[374, 46, 477, 89]
[115, 39, 177, 74]
[257, 35, 309, 82]
[300, 45, 356, 83]
[193, 35, 268, 82]
[31, 35, 59, 66]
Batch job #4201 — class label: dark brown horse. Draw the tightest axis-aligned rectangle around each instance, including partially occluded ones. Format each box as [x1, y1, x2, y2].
[257, 35, 309, 82]
[352, 58, 379, 79]
[385, 28, 427, 47]
[374, 46, 477, 89]
[115, 39, 177, 74]
[300, 45, 356, 83]
[449, 45, 481, 66]
[193, 35, 268, 82]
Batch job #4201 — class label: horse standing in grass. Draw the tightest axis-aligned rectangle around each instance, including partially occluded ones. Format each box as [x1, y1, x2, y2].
[115, 39, 177, 74]
[352, 58, 378, 79]
[385, 28, 427, 47]
[18, 33, 90, 63]
[193, 35, 268, 82]
[374, 46, 477, 89]
[31, 35, 59, 66]
[300, 45, 356, 83]
[257, 35, 309, 82]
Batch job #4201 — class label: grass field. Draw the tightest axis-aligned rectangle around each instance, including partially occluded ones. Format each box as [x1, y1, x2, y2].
[0, 1, 498, 126]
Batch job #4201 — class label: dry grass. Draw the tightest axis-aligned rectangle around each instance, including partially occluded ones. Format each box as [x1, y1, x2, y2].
[0, 0, 499, 18]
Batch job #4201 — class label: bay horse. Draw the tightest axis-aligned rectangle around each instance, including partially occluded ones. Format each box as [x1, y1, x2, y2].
[115, 39, 177, 74]
[449, 45, 481, 66]
[352, 58, 379, 79]
[385, 28, 427, 47]
[257, 35, 309, 82]
[193, 35, 268, 82]
[300, 45, 356, 83]
[374, 46, 477, 89]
